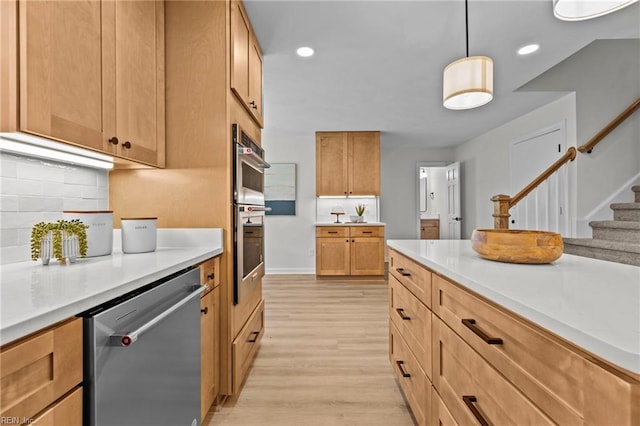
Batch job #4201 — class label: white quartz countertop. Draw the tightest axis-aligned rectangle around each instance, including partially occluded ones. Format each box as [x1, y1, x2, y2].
[315, 222, 386, 226]
[387, 239, 640, 375]
[0, 229, 223, 346]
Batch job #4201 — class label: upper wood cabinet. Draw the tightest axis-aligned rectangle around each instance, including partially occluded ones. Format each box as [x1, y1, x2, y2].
[2, 0, 165, 167]
[231, 1, 263, 128]
[316, 131, 380, 196]
[110, 0, 165, 167]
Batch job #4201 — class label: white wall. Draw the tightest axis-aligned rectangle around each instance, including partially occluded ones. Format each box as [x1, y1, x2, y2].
[519, 39, 640, 235]
[454, 94, 577, 238]
[380, 143, 453, 239]
[262, 129, 454, 273]
[0, 152, 109, 264]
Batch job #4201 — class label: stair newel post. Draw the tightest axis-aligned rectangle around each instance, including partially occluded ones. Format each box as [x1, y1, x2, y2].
[491, 194, 511, 229]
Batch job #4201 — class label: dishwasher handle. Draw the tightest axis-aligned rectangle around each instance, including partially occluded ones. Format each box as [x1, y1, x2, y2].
[114, 285, 206, 347]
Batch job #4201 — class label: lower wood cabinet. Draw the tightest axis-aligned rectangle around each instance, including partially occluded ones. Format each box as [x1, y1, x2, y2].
[316, 226, 384, 276]
[420, 219, 440, 240]
[199, 256, 221, 420]
[232, 299, 265, 394]
[0, 318, 82, 423]
[389, 246, 640, 425]
[201, 286, 220, 420]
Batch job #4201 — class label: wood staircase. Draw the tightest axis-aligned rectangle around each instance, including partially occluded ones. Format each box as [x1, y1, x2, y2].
[564, 185, 640, 266]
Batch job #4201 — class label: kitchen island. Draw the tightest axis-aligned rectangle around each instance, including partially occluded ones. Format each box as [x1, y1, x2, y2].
[0, 228, 223, 346]
[387, 239, 639, 425]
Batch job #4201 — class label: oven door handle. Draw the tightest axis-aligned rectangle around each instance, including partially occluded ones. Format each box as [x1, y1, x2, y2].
[238, 146, 271, 169]
[243, 206, 272, 212]
[112, 285, 206, 347]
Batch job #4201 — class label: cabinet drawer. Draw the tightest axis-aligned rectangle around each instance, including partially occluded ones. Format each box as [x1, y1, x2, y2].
[31, 387, 82, 426]
[433, 317, 554, 426]
[390, 322, 430, 426]
[432, 274, 584, 424]
[0, 318, 82, 420]
[389, 249, 432, 308]
[199, 256, 220, 289]
[432, 388, 458, 426]
[232, 299, 264, 394]
[316, 226, 348, 237]
[389, 276, 431, 378]
[350, 226, 384, 238]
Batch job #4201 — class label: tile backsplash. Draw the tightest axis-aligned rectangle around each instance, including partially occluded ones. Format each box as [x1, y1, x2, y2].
[0, 152, 108, 264]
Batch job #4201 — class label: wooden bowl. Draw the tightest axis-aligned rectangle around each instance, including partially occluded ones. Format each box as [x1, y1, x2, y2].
[471, 229, 563, 264]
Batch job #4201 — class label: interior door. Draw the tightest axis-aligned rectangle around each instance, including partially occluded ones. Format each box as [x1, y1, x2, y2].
[446, 162, 461, 239]
[510, 124, 568, 235]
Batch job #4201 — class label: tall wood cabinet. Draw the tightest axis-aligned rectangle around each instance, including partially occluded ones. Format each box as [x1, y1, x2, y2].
[316, 131, 380, 196]
[0, 0, 165, 167]
[316, 226, 385, 276]
[231, 0, 263, 128]
[110, 0, 264, 401]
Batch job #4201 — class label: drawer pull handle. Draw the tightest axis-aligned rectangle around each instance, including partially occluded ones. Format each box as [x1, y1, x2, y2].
[362, 231, 372, 234]
[248, 331, 260, 343]
[462, 319, 503, 345]
[207, 273, 214, 280]
[395, 308, 411, 321]
[395, 267, 411, 277]
[327, 231, 338, 234]
[463, 396, 490, 426]
[395, 360, 411, 378]
[201, 307, 208, 315]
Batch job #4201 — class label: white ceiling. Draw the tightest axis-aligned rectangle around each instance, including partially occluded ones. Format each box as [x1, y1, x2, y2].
[243, 0, 640, 147]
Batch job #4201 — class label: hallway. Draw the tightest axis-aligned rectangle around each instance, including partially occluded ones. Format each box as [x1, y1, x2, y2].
[208, 275, 414, 425]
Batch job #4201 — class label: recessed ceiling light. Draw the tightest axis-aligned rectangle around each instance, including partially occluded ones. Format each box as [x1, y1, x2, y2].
[296, 46, 314, 57]
[518, 44, 540, 56]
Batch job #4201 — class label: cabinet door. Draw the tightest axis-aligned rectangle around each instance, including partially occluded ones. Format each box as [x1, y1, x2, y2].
[248, 39, 263, 123]
[231, 1, 250, 106]
[200, 290, 216, 420]
[18, 0, 107, 151]
[112, 0, 165, 167]
[316, 237, 350, 275]
[350, 237, 384, 275]
[349, 132, 380, 195]
[316, 132, 349, 196]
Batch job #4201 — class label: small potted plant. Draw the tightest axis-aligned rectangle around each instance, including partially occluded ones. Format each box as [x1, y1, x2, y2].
[31, 219, 88, 265]
[351, 204, 366, 223]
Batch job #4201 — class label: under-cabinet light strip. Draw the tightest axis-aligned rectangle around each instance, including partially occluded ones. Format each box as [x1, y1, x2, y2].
[0, 132, 114, 170]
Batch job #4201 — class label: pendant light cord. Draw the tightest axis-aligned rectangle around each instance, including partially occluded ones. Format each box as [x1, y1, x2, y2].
[465, 0, 469, 58]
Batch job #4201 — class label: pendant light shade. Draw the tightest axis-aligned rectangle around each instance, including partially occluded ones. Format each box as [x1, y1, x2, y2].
[553, 0, 638, 21]
[443, 0, 494, 110]
[443, 56, 493, 110]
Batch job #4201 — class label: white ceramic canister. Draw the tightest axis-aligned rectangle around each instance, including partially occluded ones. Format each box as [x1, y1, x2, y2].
[121, 218, 157, 254]
[63, 211, 114, 257]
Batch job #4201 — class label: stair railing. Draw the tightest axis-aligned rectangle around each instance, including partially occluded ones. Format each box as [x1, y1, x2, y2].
[578, 97, 640, 154]
[491, 147, 577, 229]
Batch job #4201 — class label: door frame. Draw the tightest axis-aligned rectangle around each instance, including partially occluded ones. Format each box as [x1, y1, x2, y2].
[415, 161, 448, 239]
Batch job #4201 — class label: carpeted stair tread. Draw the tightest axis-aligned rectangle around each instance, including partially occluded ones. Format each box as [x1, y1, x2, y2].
[610, 202, 640, 210]
[563, 238, 640, 253]
[589, 220, 640, 229]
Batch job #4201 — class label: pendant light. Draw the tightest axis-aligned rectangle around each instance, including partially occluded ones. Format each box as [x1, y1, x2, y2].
[443, 0, 494, 110]
[553, 0, 638, 21]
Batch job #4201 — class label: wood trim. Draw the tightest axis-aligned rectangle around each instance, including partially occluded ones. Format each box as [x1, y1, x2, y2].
[0, 0, 18, 132]
[578, 97, 640, 154]
[155, 0, 166, 168]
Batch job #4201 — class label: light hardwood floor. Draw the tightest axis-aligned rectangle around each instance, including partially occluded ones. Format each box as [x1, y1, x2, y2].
[207, 274, 415, 426]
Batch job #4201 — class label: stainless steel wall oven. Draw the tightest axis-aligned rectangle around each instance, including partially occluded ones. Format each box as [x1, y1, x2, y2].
[233, 124, 270, 304]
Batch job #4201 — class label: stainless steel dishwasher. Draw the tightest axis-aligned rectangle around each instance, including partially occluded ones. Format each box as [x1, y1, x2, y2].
[83, 267, 204, 426]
